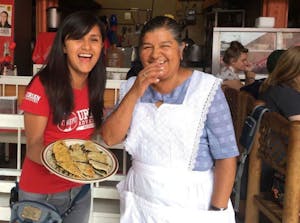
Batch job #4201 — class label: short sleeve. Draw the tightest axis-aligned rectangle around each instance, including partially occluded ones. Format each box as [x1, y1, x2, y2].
[217, 66, 240, 80]
[206, 87, 239, 159]
[119, 77, 136, 103]
[20, 77, 50, 116]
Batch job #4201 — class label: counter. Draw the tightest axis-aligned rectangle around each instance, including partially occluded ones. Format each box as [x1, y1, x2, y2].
[33, 64, 130, 80]
[0, 74, 125, 108]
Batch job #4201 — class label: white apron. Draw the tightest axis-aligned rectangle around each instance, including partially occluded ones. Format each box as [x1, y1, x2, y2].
[118, 71, 235, 223]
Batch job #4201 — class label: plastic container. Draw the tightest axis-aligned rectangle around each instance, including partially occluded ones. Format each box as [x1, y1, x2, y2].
[47, 7, 61, 30]
[255, 17, 275, 28]
[105, 46, 124, 67]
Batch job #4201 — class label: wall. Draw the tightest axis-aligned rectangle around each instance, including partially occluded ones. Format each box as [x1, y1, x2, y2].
[14, 0, 33, 76]
[96, 0, 205, 46]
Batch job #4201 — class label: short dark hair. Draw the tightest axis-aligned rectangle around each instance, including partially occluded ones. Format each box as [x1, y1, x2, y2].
[266, 49, 286, 73]
[139, 16, 182, 46]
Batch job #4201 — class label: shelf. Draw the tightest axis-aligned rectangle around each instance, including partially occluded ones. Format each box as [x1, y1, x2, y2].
[211, 27, 300, 75]
[206, 9, 245, 27]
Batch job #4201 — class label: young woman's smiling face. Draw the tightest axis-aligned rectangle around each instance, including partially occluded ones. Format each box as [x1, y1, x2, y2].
[140, 27, 183, 81]
[64, 25, 102, 77]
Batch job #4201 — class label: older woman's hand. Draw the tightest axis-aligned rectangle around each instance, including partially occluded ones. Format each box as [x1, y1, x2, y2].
[130, 62, 164, 98]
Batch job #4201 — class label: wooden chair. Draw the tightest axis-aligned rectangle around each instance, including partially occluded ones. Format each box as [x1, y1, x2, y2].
[223, 87, 256, 153]
[245, 111, 300, 223]
[223, 87, 241, 149]
[223, 88, 257, 219]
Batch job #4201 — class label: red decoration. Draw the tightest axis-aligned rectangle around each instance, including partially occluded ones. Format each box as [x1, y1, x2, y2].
[9, 41, 15, 50]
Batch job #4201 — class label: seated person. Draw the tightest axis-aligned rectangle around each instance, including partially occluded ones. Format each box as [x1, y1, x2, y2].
[217, 41, 256, 90]
[241, 49, 286, 99]
[258, 46, 300, 207]
[259, 46, 300, 121]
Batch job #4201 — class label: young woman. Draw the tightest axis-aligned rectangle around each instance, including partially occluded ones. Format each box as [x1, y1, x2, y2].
[101, 16, 239, 223]
[15, 11, 106, 223]
[217, 41, 256, 90]
[259, 46, 300, 121]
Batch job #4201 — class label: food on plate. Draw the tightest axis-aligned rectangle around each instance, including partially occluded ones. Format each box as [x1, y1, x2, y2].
[89, 160, 110, 176]
[69, 144, 88, 162]
[74, 162, 96, 178]
[52, 140, 72, 163]
[49, 140, 112, 180]
[83, 140, 99, 152]
[87, 151, 107, 163]
[56, 160, 83, 178]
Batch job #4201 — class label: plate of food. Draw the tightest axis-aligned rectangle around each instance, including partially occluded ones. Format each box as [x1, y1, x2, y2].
[41, 139, 119, 183]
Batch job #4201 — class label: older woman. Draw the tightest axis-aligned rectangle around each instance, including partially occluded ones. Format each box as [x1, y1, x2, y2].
[101, 16, 239, 223]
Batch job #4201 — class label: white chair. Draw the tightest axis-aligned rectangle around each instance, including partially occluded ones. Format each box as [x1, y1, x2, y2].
[0, 114, 24, 221]
[90, 79, 127, 223]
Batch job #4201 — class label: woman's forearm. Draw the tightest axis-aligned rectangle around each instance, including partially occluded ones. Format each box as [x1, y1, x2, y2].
[210, 157, 237, 208]
[26, 140, 45, 164]
[24, 113, 48, 164]
[100, 90, 140, 146]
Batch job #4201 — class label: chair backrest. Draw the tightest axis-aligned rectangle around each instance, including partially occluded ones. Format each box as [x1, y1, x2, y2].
[223, 87, 240, 145]
[0, 114, 24, 172]
[245, 111, 300, 223]
[0, 75, 30, 106]
[258, 112, 289, 174]
[223, 88, 257, 153]
[236, 91, 256, 151]
[0, 113, 24, 222]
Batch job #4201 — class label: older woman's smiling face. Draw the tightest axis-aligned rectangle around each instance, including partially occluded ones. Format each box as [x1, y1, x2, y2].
[140, 27, 184, 81]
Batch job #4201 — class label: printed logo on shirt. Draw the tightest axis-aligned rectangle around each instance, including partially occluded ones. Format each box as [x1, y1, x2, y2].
[57, 109, 95, 132]
[24, 91, 41, 104]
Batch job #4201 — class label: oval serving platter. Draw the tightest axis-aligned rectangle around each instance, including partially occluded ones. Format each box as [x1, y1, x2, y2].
[41, 139, 119, 183]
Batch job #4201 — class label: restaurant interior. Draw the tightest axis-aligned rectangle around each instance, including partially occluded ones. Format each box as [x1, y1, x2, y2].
[1, 0, 300, 223]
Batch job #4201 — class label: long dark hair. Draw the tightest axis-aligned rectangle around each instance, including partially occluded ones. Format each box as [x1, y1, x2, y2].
[31, 11, 106, 129]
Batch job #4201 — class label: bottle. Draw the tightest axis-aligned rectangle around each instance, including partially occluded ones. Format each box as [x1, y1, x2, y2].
[13, 65, 17, 76]
[3, 42, 9, 56]
[2, 66, 7, 75]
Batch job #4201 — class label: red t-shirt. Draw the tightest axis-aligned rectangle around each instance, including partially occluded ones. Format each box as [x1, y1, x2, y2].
[19, 76, 95, 193]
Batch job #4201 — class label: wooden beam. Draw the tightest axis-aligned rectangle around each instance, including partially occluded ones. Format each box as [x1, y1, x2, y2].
[262, 0, 288, 28]
[201, 0, 220, 9]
